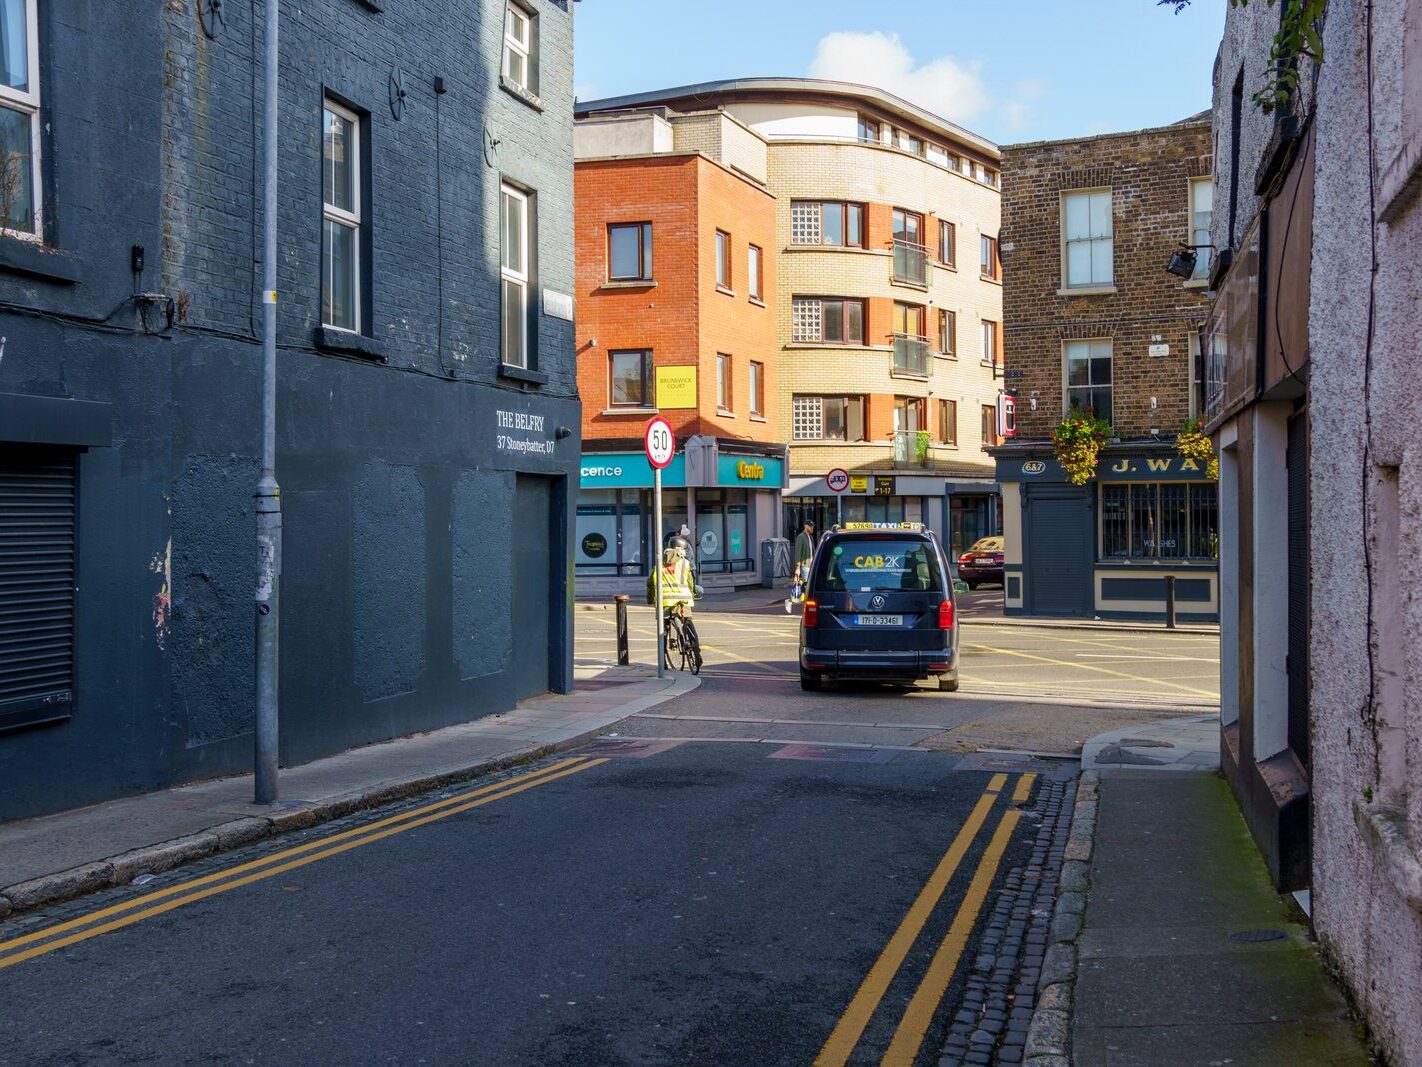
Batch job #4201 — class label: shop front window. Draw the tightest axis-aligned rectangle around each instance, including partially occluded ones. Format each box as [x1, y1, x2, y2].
[576, 489, 647, 576]
[1100, 482, 1218, 559]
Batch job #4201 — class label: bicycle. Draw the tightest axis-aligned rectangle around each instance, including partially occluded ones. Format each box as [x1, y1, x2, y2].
[663, 602, 703, 675]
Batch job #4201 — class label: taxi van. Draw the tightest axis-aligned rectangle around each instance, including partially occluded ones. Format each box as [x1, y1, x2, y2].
[798, 522, 966, 692]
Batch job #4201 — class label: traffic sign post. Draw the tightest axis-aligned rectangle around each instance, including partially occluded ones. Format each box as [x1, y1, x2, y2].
[645, 418, 675, 678]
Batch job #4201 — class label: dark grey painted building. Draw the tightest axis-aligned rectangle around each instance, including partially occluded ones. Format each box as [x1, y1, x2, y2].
[0, 0, 578, 819]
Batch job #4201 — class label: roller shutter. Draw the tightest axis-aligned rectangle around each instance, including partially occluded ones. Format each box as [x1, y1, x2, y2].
[0, 447, 76, 731]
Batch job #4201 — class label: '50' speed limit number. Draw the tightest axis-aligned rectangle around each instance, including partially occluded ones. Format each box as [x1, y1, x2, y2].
[644, 416, 676, 470]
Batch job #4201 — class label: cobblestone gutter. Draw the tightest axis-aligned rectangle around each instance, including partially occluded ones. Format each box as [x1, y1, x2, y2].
[937, 770, 1088, 1066]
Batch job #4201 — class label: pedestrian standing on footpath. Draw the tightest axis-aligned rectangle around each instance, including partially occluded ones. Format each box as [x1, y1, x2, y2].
[787, 521, 815, 614]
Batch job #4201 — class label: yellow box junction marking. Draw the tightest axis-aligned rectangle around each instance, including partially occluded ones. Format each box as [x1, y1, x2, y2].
[0, 757, 604, 972]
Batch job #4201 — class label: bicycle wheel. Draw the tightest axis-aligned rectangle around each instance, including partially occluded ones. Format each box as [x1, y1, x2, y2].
[681, 617, 703, 675]
[664, 615, 688, 671]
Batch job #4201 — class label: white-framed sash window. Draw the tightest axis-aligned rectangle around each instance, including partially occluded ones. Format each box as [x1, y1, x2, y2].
[321, 100, 361, 332]
[0, 0, 41, 239]
[501, 183, 531, 368]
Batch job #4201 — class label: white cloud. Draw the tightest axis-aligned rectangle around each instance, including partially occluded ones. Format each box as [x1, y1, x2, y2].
[807, 32, 1044, 134]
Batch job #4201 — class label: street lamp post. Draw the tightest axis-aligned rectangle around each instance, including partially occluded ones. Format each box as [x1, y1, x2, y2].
[254, 0, 282, 804]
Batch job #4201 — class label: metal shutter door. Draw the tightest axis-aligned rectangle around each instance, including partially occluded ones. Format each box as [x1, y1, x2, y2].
[0, 448, 76, 730]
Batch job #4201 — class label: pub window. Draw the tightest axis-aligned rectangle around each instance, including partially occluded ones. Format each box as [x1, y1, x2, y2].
[1062, 188, 1113, 288]
[1064, 339, 1112, 420]
[1101, 483, 1219, 559]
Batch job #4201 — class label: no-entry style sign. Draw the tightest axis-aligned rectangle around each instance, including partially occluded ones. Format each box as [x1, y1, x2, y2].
[826, 468, 850, 493]
[645, 416, 675, 470]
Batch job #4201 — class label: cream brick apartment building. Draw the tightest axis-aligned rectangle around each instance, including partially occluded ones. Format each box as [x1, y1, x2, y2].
[578, 80, 1006, 553]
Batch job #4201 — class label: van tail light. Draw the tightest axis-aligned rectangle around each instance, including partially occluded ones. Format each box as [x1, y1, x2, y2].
[938, 599, 955, 629]
[803, 600, 819, 628]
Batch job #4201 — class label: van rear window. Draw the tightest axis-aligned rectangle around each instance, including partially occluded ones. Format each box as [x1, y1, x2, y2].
[816, 539, 944, 593]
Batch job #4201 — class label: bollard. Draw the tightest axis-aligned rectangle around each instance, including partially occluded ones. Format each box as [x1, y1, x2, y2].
[614, 595, 630, 665]
[1164, 575, 1177, 630]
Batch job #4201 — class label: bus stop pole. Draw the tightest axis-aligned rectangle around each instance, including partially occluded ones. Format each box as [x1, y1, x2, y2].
[654, 465, 665, 678]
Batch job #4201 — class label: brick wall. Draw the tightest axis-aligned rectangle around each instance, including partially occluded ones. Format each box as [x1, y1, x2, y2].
[1001, 122, 1212, 440]
[574, 151, 778, 443]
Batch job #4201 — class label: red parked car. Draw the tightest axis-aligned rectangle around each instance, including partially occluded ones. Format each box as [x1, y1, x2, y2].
[957, 536, 1005, 589]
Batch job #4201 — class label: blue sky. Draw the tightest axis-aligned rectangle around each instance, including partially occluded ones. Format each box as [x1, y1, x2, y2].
[573, 0, 1227, 145]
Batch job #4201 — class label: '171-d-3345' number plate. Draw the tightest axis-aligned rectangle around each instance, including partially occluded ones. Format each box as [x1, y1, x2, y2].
[855, 614, 903, 626]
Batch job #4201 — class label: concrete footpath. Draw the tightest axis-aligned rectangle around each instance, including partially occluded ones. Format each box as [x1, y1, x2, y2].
[0, 663, 697, 919]
[1024, 766, 1371, 1066]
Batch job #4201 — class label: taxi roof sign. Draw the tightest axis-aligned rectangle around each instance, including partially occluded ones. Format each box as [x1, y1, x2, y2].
[840, 521, 924, 531]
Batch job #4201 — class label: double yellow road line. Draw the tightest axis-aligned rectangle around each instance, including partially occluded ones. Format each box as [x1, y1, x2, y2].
[0, 756, 606, 973]
[816, 771, 1037, 1067]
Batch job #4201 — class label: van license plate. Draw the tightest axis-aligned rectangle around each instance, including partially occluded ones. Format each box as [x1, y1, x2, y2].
[856, 614, 903, 626]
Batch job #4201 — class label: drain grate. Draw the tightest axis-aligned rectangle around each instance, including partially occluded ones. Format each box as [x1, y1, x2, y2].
[1228, 929, 1287, 943]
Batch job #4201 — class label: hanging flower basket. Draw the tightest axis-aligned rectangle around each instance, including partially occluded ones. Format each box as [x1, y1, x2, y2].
[1052, 409, 1113, 486]
[1176, 418, 1219, 480]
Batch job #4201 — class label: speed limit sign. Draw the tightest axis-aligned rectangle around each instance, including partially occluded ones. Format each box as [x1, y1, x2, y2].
[644, 416, 675, 470]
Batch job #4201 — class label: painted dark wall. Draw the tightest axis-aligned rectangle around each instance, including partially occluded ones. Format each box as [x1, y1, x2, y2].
[0, 0, 579, 820]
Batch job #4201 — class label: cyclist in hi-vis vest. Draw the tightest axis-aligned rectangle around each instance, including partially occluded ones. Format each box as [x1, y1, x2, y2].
[646, 535, 702, 613]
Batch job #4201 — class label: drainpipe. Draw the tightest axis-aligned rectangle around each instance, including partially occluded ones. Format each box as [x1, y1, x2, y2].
[254, 0, 282, 804]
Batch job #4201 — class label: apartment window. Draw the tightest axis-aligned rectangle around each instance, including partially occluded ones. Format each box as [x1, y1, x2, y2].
[716, 353, 732, 411]
[715, 230, 731, 290]
[1101, 482, 1219, 560]
[322, 100, 361, 333]
[608, 222, 652, 281]
[857, 115, 881, 143]
[609, 350, 651, 407]
[938, 310, 956, 357]
[792, 296, 865, 344]
[1064, 339, 1112, 420]
[892, 208, 924, 248]
[500, 183, 531, 368]
[1189, 178, 1213, 280]
[939, 221, 956, 267]
[894, 396, 926, 433]
[980, 319, 1000, 367]
[793, 395, 866, 441]
[1063, 189, 1113, 287]
[897, 129, 922, 156]
[502, 2, 535, 93]
[937, 399, 957, 446]
[750, 360, 765, 416]
[0, 0, 39, 238]
[981, 404, 1000, 448]
[980, 167, 998, 188]
[748, 244, 763, 301]
[790, 200, 864, 247]
[894, 301, 926, 339]
[980, 234, 1000, 281]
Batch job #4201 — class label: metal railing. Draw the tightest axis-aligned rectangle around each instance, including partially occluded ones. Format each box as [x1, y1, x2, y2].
[892, 333, 930, 376]
[892, 430, 934, 469]
[892, 239, 929, 286]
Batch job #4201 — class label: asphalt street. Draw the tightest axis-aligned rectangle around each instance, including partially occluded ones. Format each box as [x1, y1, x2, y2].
[0, 745, 1044, 1066]
[0, 602, 1217, 1066]
[577, 601, 1220, 756]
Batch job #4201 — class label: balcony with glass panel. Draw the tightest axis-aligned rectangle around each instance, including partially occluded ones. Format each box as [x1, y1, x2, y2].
[891, 333, 930, 378]
[892, 430, 934, 469]
[891, 239, 929, 286]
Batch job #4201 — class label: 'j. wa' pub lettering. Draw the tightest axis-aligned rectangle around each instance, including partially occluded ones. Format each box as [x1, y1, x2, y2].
[1101, 455, 1208, 479]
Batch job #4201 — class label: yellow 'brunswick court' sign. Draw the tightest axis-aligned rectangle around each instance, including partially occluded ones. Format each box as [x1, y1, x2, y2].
[654, 365, 697, 409]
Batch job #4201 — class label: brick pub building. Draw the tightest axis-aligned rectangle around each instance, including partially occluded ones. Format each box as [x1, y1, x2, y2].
[993, 119, 1217, 620]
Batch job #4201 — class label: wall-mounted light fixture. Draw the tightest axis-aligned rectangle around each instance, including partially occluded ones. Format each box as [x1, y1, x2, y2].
[1165, 242, 1213, 279]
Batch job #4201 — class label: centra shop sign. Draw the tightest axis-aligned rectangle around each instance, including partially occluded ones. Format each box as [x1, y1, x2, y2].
[736, 460, 765, 481]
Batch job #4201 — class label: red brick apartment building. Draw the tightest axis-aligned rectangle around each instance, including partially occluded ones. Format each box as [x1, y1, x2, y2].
[573, 108, 783, 592]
